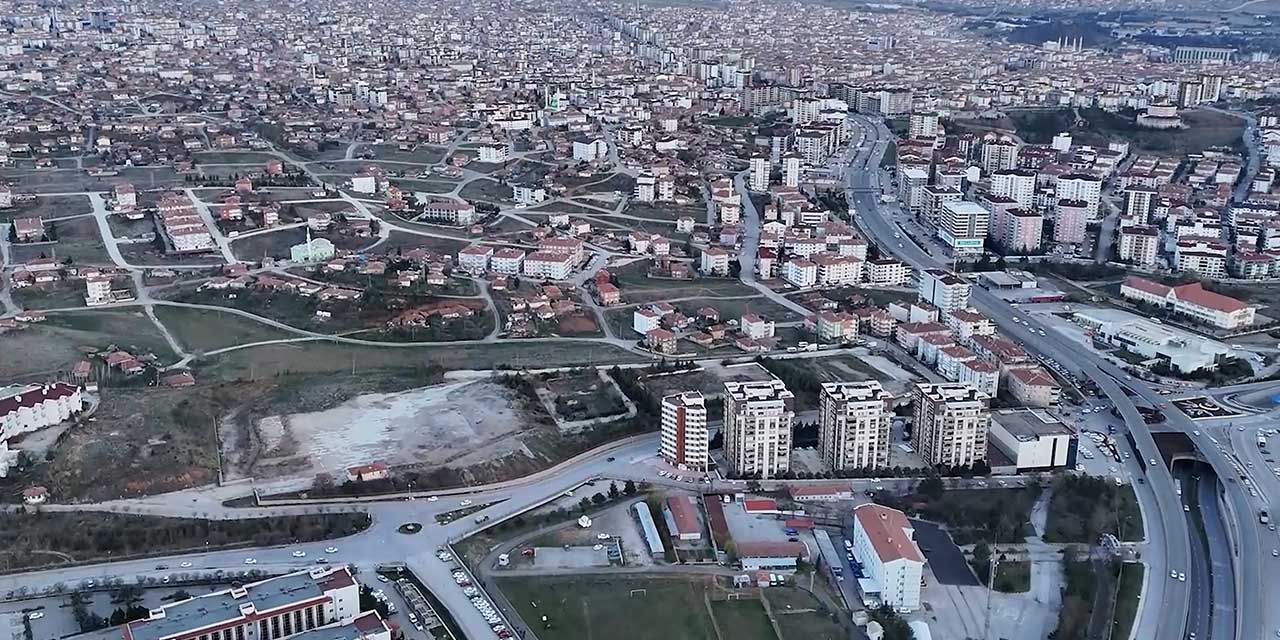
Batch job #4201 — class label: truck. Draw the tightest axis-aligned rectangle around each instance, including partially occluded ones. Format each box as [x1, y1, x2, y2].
[1259, 434, 1268, 450]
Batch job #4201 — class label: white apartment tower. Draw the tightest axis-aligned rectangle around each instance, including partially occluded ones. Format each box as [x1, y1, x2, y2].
[1057, 174, 1103, 220]
[660, 391, 709, 472]
[782, 153, 802, 188]
[818, 382, 894, 470]
[723, 380, 795, 478]
[749, 156, 770, 192]
[908, 112, 939, 139]
[989, 170, 1037, 209]
[912, 383, 992, 468]
[917, 268, 971, 313]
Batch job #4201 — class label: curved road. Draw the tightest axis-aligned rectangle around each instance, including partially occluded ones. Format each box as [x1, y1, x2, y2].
[841, 114, 1194, 640]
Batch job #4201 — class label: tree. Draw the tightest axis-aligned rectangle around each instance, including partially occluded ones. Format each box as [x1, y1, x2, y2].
[608, 481, 620, 500]
[591, 492, 607, 505]
[623, 479, 637, 495]
[918, 476, 945, 500]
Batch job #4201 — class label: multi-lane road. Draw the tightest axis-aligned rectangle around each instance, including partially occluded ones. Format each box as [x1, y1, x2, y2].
[840, 113, 1197, 640]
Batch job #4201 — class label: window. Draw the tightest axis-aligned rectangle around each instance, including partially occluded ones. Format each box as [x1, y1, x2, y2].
[282, 613, 292, 636]
[258, 620, 268, 639]
[304, 608, 315, 630]
[235, 625, 245, 640]
[293, 610, 303, 631]
[271, 616, 281, 639]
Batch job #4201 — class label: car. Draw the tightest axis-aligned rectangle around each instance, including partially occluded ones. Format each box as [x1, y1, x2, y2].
[1273, 549, 1279, 557]
[377, 575, 389, 582]
[606, 456, 615, 462]
[459, 499, 473, 506]
[29, 612, 43, 620]
[155, 564, 169, 570]
[325, 547, 338, 554]
[1184, 505, 1190, 512]
[291, 550, 306, 558]
[244, 558, 257, 565]
[1178, 572, 1186, 582]
[426, 496, 439, 502]
[1171, 569, 1179, 580]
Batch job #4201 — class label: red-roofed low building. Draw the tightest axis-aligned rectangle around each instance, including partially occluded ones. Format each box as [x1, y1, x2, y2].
[789, 484, 854, 502]
[1, 383, 82, 442]
[664, 495, 703, 541]
[742, 498, 778, 514]
[346, 462, 390, 482]
[1120, 276, 1256, 330]
[851, 503, 924, 612]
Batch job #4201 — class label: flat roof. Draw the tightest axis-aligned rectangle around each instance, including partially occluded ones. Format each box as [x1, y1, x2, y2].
[993, 409, 1074, 441]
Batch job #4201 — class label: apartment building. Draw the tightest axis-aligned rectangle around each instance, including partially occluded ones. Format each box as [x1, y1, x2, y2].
[818, 382, 893, 471]
[917, 268, 970, 313]
[1118, 225, 1160, 266]
[999, 208, 1043, 253]
[660, 391, 709, 472]
[1056, 174, 1103, 220]
[750, 156, 770, 191]
[938, 201, 988, 257]
[989, 169, 1036, 209]
[850, 503, 924, 613]
[1054, 199, 1089, 244]
[912, 383, 991, 468]
[1, 382, 82, 444]
[723, 380, 795, 478]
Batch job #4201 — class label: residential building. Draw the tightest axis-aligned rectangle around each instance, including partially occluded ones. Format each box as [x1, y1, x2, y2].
[938, 201, 988, 256]
[1118, 225, 1159, 266]
[818, 382, 893, 470]
[1054, 199, 1089, 244]
[782, 258, 817, 288]
[1, 383, 82, 444]
[723, 380, 795, 478]
[912, 383, 991, 468]
[1005, 366, 1061, 407]
[660, 391, 709, 472]
[850, 504, 924, 612]
[572, 136, 607, 162]
[908, 112, 939, 139]
[750, 156, 770, 191]
[990, 170, 1036, 209]
[999, 208, 1043, 253]
[700, 247, 731, 275]
[490, 248, 526, 275]
[1056, 174, 1103, 220]
[917, 268, 970, 313]
[85, 275, 113, 306]
[457, 244, 493, 275]
[523, 251, 575, 280]
[782, 153, 802, 188]
[866, 258, 911, 286]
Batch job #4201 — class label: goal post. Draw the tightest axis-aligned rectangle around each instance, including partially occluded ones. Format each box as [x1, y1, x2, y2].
[629, 588, 647, 597]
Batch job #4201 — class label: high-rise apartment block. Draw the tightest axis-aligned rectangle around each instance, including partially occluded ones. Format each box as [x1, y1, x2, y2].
[917, 268, 970, 313]
[723, 380, 795, 478]
[660, 391, 709, 472]
[818, 382, 894, 470]
[912, 383, 991, 468]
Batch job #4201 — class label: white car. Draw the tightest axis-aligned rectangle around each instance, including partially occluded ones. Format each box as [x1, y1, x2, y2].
[325, 547, 338, 554]
[29, 612, 44, 620]
[244, 558, 257, 565]
[1178, 572, 1186, 582]
[459, 499, 473, 507]
[427, 496, 439, 502]
[1170, 570, 1178, 579]
[179, 561, 193, 568]
[291, 550, 306, 558]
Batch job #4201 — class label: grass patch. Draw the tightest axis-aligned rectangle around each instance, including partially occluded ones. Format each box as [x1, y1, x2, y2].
[153, 305, 296, 353]
[496, 575, 748, 640]
[1051, 553, 1112, 640]
[1044, 475, 1144, 543]
[994, 559, 1031, 593]
[1007, 107, 1244, 155]
[0, 511, 370, 573]
[710, 599, 777, 638]
[764, 588, 848, 639]
[878, 487, 1039, 545]
[1111, 563, 1143, 640]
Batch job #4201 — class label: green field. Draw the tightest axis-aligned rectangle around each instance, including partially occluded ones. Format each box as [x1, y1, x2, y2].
[0, 309, 178, 381]
[496, 576, 778, 640]
[1111, 563, 1144, 640]
[153, 305, 297, 353]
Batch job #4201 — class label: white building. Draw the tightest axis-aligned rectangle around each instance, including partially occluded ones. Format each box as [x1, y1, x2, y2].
[635, 173, 657, 202]
[572, 136, 607, 162]
[782, 259, 817, 288]
[851, 504, 924, 612]
[782, 153, 802, 188]
[938, 201, 988, 257]
[989, 170, 1036, 209]
[513, 184, 547, 206]
[908, 112, 939, 139]
[917, 268, 970, 313]
[478, 143, 510, 163]
[700, 247, 731, 276]
[819, 382, 893, 470]
[912, 383, 991, 468]
[661, 391, 709, 472]
[85, 275, 113, 306]
[522, 251, 575, 281]
[1, 383, 82, 444]
[490, 248, 526, 275]
[1119, 276, 1256, 330]
[723, 380, 795, 478]
[749, 156, 770, 192]
[1073, 308, 1230, 373]
[110, 566, 374, 640]
[1056, 174, 1103, 220]
[457, 244, 493, 275]
[989, 409, 1076, 471]
[290, 236, 336, 264]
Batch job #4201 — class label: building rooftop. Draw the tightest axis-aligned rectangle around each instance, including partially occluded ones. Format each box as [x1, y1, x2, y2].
[853, 503, 924, 564]
[992, 409, 1073, 441]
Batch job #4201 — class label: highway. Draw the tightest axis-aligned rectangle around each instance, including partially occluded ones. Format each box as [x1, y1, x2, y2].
[840, 114, 1195, 640]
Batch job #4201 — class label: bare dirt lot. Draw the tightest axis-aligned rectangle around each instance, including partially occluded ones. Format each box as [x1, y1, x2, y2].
[235, 379, 538, 480]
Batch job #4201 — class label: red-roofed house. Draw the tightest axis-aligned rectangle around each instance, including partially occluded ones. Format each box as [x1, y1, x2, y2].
[664, 496, 703, 541]
[851, 503, 924, 612]
[346, 462, 390, 482]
